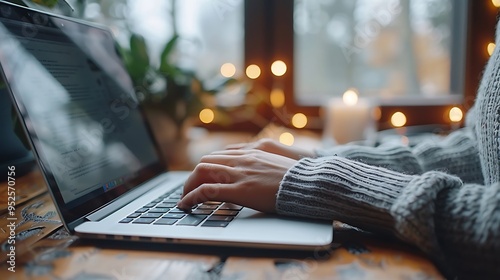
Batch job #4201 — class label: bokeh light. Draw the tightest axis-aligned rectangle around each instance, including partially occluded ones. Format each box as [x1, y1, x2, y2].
[199, 108, 215, 124]
[449, 107, 463, 123]
[488, 43, 496, 56]
[391, 112, 407, 128]
[342, 89, 358, 106]
[270, 88, 285, 108]
[292, 113, 308, 129]
[271, 60, 287, 77]
[279, 132, 295, 146]
[220, 63, 236, 78]
[246, 64, 261, 79]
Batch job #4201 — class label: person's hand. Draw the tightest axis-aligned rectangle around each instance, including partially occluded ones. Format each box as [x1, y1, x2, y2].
[225, 138, 316, 160]
[177, 149, 297, 213]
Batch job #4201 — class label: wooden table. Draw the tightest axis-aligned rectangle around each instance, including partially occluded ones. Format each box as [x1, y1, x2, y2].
[0, 166, 445, 280]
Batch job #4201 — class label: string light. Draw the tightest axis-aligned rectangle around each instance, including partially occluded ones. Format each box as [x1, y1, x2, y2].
[270, 88, 285, 108]
[488, 43, 496, 56]
[391, 112, 407, 128]
[199, 108, 215, 124]
[220, 63, 236, 78]
[271, 60, 287, 76]
[279, 132, 295, 146]
[292, 113, 308, 129]
[246, 64, 261, 79]
[449, 107, 463, 123]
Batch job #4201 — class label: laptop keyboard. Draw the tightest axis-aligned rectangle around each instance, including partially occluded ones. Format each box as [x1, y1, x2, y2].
[119, 185, 242, 227]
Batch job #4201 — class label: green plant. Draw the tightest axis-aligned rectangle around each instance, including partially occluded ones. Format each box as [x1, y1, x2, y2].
[119, 33, 222, 129]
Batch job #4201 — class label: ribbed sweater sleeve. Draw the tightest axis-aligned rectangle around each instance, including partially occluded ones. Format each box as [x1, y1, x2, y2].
[276, 157, 500, 279]
[315, 128, 483, 184]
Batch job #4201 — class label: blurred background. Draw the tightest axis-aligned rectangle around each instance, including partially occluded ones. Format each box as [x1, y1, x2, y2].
[2, 0, 498, 170]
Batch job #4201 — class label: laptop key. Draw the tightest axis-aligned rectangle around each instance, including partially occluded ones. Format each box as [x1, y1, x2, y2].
[191, 209, 213, 215]
[198, 204, 219, 210]
[141, 213, 162, 219]
[163, 213, 185, 219]
[120, 218, 134, 223]
[127, 213, 141, 218]
[133, 218, 155, 224]
[207, 216, 234, 222]
[154, 218, 177, 225]
[201, 221, 230, 227]
[213, 210, 239, 216]
[219, 203, 243, 211]
[157, 203, 177, 208]
[169, 208, 187, 213]
[203, 201, 222, 205]
[163, 198, 179, 203]
[149, 208, 169, 213]
[177, 215, 208, 226]
[143, 203, 157, 208]
[135, 208, 149, 213]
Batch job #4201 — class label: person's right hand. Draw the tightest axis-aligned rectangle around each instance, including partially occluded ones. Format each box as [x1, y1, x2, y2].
[225, 138, 316, 160]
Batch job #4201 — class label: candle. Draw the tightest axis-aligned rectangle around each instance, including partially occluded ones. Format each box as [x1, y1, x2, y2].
[323, 89, 376, 145]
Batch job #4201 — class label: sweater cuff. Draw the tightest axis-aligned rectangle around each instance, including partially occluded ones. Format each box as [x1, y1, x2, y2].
[276, 156, 416, 235]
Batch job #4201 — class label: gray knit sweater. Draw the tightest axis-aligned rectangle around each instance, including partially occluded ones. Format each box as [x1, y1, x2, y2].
[276, 27, 500, 280]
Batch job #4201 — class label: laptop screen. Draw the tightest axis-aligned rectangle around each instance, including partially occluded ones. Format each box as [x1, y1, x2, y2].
[0, 2, 165, 222]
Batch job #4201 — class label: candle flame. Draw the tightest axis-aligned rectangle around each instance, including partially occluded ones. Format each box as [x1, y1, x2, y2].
[343, 90, 358, 106]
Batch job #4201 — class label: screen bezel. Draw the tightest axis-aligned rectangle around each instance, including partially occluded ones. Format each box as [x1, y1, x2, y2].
[0, 1, 167, 229]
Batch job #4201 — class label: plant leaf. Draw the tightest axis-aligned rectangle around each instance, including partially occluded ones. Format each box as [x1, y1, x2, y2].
[127, 34, 150, 82]
[159, 35, 179, 74]
[31, 0, 59, 8]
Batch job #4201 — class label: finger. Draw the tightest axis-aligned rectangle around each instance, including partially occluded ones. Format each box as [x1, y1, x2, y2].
[224, 142, 249, 150]
[205, 149, 250, 157]
[178, 183, 238, 209]
[182, 162, 240, 197]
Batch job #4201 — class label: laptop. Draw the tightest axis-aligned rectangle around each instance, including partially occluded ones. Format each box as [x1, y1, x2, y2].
[0, 1, 333, 250]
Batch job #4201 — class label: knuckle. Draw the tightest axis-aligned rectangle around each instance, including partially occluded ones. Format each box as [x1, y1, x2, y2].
[194, 162, 212, 174]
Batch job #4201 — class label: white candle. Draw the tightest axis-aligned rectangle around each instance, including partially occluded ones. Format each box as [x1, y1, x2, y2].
[323, 90, 375, 145]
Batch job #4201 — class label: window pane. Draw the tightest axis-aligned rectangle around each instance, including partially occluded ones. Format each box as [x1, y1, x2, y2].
[294, 0, 466, 104]
[77, 0, 244, 82]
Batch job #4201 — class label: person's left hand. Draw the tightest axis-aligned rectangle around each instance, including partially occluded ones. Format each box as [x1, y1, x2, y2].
[177, 149, 297, 213]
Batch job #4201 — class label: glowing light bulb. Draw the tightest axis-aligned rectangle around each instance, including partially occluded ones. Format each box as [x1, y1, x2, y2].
[492, 0, 500, 8]
[391, 112, 407, 128]
[449, 107, 463, 123]
[342, 89, 358, 106]
[271, 60, 287, 77]
[292, 113, 308, 129]
[270, 88, 285, 108]
[246, 64, 261, 79]
[488, 43, 496, 56]
[279, 132, 295, 146]
[220, 63, 236, 78]
[199, 108, 215, 124]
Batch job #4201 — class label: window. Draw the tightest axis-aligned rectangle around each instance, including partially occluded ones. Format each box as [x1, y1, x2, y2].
[74, 0, 244, 82]
[245, 0, 497, 131]
[294, 0, 467, 104]
[68, 0, 496, 132]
